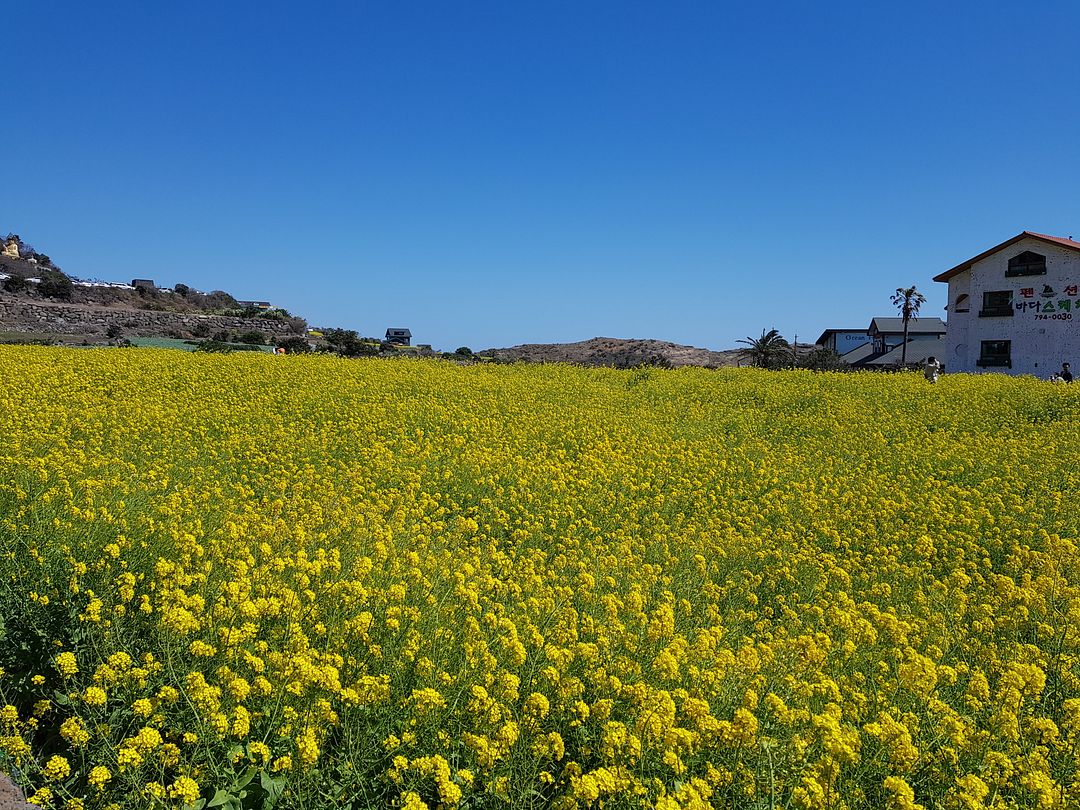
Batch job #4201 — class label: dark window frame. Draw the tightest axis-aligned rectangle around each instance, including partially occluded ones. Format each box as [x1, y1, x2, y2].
[1006, 251, 1047, 277]
[977, 340, 1011, 367]
[979, 289, 1014, 317]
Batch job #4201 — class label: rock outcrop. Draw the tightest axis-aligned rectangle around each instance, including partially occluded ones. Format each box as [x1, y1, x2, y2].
[0, 773, 30, 810]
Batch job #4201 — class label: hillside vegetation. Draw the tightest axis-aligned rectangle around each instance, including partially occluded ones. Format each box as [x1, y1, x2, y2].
[1, 234, 301, 326]
[479, 337, 743, 368]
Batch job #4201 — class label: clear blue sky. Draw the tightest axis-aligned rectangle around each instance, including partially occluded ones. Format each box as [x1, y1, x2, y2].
[4, 1, 1079, 351]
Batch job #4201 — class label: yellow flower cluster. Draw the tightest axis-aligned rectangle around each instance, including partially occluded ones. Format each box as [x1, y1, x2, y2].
[53, 653, 78, 679]
[1, 347, 1080, 808]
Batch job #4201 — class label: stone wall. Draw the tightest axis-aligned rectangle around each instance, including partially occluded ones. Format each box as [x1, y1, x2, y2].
[0, 295, 303, 339]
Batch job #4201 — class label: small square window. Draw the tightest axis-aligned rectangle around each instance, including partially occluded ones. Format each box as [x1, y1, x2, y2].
[979, 290, 1013, 317]
[978, 340, 1011, 367]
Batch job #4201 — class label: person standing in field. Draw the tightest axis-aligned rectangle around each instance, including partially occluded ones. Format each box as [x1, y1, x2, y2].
[1061, 362, 1073, 383]
[924, 356, 941, 383]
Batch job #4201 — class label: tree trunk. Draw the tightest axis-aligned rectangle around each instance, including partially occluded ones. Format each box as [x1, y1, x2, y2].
[901, 314, 909, 366]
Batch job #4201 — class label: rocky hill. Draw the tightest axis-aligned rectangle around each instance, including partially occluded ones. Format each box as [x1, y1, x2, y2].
[1, 236, 295, 317]
[478, 337, 744, 368]
[0, 233, 306, 344]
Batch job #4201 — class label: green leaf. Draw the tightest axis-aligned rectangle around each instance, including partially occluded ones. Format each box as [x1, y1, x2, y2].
[206, 789, 234, 808]
[232, 766, 257, 790]
[260, 771, 285, 809]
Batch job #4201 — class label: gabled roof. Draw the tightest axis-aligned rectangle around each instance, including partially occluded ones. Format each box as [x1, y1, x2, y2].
[837, 341, 877, 364]
[933, 231, 1080, 283]
[862, 335, 946, 366]
[868, 317, 947, 335]
[385, 327, 412, 336]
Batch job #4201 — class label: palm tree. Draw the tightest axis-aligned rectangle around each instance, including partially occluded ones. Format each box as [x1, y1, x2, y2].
[891, 286, 927, 367]
[737, 328, 791, 369]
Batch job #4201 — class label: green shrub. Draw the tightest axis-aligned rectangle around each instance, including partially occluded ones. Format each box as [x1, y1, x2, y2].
[193, 340, 234, 353]
[277, 336, 312, 354]
[238, 331, 267, 346]
[2, 275, 27, 294]
[38, 270, 73, 301]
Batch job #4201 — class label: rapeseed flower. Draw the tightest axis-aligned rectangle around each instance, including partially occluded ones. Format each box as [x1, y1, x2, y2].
[2, 349, 1079, 807]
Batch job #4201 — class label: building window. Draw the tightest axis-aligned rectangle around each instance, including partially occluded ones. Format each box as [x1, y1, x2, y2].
[977, 340, 1011, 367]
[1006, 251, 1046, 277]
[954, 294, 970, 313]
[979, 290, 1013, 317]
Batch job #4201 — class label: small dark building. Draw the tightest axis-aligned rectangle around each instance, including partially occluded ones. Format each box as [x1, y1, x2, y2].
[131, 279, 156, 289]
[238, 300, 273, 309]
[385, 327, 412, 346]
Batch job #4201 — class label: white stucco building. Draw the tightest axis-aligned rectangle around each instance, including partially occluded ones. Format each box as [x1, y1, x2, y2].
[934, 231, 1080, 376]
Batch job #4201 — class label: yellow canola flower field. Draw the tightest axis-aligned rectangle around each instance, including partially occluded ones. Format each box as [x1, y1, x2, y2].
[1, 347, 1080, 810]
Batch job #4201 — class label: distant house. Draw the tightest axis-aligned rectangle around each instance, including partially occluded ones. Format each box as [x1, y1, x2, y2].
[131, 278, 156, 290]
[238, 300, 273, 310]
[861, 334, 947, 368]
[815, 328, 872, 357]
[813, 317, 946, 368]
[934, 231, 1080, 375]
[827, 316, 946, 368]
[867, 317, 947, 355]
[385, 328, 412, 346]
[812, 319, 950, 369]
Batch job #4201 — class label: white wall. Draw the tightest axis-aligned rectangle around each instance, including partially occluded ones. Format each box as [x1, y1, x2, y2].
[944, 237, 1080, 376]
[827, 331, 872, 352]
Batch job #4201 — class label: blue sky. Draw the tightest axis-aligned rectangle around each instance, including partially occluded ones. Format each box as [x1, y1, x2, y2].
[4, 1, 1080, 351]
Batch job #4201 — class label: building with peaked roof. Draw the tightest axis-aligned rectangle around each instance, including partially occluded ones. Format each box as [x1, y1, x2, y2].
[813, 319, 946, 368]
[384, 327, 411, 346]
[866, 317, 947, 355]
[933, 231, 1080, 375]
[862, 336, 946, 368]
[835, 341, 878, 366]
